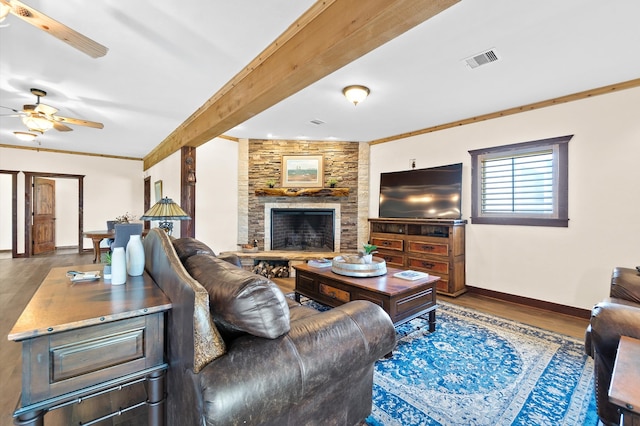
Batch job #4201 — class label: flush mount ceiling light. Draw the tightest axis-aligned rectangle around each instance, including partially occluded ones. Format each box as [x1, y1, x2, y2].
[13, 131, 38, 141]
[342, 85, 370, 106]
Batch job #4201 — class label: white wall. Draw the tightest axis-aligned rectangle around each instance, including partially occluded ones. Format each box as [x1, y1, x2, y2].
[53, 178, 78, 247]
[0, 148, 144, 253]
[0, 174, 12, 250]
[142, 138, 239, 251]
[370, 87, 640, 310]
[194, 137, 239, 253]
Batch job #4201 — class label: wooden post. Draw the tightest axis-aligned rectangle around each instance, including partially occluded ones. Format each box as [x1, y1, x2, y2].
[180, 147, 196, 237]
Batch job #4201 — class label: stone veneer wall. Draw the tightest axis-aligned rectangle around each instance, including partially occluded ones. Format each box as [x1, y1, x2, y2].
[243, 139, 364, 252]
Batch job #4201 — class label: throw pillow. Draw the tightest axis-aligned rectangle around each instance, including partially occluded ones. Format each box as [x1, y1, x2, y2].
[184, 254, 291, 339]
[173, 237, 215, 263]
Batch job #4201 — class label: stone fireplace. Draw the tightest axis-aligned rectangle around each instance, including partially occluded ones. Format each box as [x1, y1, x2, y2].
[264, 202, 341, 252]
[239, 139, 369, 252]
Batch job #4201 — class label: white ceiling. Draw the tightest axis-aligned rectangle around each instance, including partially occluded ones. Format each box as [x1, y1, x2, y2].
[1, 1, 639, 159]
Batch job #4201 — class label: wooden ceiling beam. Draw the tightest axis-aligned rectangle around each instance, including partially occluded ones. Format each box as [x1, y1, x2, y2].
[143, 0, 459, 169]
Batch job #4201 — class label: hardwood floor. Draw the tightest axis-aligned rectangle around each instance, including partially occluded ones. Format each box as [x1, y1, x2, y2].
[2, 253, 590, 425]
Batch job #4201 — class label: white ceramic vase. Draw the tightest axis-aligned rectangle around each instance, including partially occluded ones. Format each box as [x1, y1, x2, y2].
[111, 247, 127, 285]
[126, 234, 145, 276]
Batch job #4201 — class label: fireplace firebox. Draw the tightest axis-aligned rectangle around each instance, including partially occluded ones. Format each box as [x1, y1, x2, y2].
[270, 209, 334, 251]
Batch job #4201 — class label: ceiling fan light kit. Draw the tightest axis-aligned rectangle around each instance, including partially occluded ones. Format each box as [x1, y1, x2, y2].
[0, 87, 105, 137]
[21, 114, 53, 132]
[13, 131, 37, 141]
[0, 2, 10, 21]
[343, 85, 370, 106]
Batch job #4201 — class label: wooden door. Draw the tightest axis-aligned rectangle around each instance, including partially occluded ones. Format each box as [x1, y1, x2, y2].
[33, 177, 56, 255]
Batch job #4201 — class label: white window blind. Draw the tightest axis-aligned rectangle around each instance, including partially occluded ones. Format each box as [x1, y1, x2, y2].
[481, 151, 554, 215]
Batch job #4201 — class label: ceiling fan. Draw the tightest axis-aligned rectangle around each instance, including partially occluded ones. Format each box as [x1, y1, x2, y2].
[0, 0, 108, 58]
[1, 88, 104, 135]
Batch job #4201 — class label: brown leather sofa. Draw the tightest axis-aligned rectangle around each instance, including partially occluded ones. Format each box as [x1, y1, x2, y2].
[585, 267, 640, 426]
[142, 228, 397, 425]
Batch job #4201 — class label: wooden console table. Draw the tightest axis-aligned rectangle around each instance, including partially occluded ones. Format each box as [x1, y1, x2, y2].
[610, 336, 640, 425]
[9, 265, 172, 425]
[294, 263, 439, 331]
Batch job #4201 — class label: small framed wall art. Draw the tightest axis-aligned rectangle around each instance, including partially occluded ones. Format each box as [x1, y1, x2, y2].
[154, 180, 163, 202]
[281, 155, 324, 188]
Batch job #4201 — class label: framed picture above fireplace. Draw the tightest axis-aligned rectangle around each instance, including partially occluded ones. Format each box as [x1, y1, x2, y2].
[282, 155, 324, 188]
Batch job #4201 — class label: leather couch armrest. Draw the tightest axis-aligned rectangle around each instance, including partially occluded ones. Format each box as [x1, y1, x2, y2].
[610, 267, 640, 303]
[590, 301, 640, 358]
[196, 300, 396, 425]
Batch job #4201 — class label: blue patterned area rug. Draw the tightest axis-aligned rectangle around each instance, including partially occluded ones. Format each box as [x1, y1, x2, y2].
[364, 301, 599, 426]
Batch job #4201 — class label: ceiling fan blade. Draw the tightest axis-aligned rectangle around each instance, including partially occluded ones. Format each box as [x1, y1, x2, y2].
[1, 105, 21, 113]
[35, 103, 57, 116]
[55, 115, 104, 129]
[53, 121, 73, 132]
[7, 0, 108, 58]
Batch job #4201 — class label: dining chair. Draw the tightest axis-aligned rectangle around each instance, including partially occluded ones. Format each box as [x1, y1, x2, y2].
[112, 223, 144, 249]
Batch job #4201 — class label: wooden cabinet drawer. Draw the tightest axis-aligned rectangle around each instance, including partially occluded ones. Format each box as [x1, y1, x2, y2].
[371, 237, 403, 251]
[435, 278, 449, 293]
[407, 240, 448, 256]
[407, 256, 449, 275]
[319, 283, 351, 303]
[376, 251, 404, 267]
[22, 313, 164, 405]
[51, 326, 145, 382]
[395, 287, 436, 319]
[296, 272, 316, 294]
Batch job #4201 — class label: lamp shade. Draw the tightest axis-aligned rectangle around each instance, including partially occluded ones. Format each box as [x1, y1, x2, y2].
[140, 197, 191, 235]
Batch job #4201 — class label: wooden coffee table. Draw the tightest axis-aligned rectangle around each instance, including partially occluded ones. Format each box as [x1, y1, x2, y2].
[293, 263, 440, 331]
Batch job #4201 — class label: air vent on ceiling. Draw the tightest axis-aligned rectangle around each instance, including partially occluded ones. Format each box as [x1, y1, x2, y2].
[310, 119, 325, 125]
[464, 49, 499, 69]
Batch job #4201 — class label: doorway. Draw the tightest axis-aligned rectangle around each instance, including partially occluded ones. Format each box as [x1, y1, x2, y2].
[21, 172, 85, 258]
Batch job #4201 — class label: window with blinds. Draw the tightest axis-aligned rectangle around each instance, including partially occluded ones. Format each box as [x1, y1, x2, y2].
[469, 135, 571, 227]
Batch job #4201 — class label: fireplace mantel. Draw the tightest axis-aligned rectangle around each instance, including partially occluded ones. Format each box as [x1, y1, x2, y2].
[255, 187, 349, 197]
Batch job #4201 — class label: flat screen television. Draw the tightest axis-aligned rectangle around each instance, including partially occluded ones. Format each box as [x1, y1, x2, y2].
[378, 163, 462, 219]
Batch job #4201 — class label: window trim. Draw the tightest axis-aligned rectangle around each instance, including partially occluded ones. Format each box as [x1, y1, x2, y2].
[469, 135, 572, 227]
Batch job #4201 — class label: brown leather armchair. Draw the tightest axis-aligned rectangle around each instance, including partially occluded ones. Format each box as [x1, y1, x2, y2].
[585, 267, 640, 426]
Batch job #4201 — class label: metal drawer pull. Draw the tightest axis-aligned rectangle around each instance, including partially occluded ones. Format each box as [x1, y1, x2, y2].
[421, 262, 435, 269]
[383, 241, 392, 246]
[421, 245, 434, 250]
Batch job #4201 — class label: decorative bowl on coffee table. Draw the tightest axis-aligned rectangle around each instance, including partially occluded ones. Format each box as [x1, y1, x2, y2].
[331, 255, 387, 277]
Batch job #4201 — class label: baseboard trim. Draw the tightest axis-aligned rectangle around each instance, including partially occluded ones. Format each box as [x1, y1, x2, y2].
[466, 285, 591, 319]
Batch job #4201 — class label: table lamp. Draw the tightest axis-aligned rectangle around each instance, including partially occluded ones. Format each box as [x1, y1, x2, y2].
[140, 197, 191, 235]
